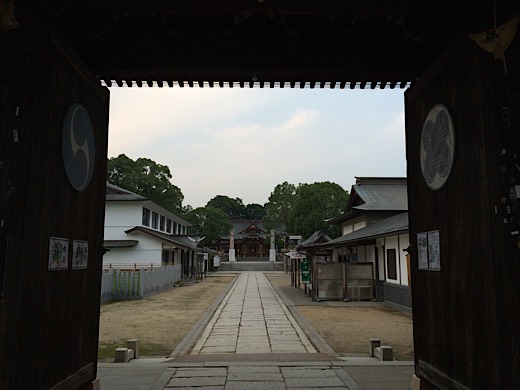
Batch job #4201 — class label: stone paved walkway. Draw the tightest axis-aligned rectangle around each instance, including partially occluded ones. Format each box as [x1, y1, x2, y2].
[191, 272, 315, 355]
[164, 362, 359, 389]
[98, 271, 414, 389]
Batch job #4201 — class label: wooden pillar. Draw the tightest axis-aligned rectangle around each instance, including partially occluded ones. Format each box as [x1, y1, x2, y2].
[406, 35, 520, 388]
[0, 30, 109, 389]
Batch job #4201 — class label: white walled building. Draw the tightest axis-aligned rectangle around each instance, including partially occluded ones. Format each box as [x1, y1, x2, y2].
[322, 177, 411, 310]
[103, 183, 197, 278]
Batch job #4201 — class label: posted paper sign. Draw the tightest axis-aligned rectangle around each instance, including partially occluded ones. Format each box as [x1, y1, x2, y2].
[49, 236, 69, 270]
[427, 230, 441, 271]
[416, 230, 441, 271]
[417, 232, 428, 270]
[72, 240, 88, 269]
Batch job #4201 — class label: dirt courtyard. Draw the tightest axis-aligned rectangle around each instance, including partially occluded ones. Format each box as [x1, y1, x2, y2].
[98, 272, 413, 361]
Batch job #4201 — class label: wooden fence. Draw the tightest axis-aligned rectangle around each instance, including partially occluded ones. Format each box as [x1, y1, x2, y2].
[100, 265, 182, 302]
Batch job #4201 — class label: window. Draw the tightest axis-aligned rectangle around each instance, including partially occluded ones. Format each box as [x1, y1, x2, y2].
[152, 212, 158, 229]
[142, 208, 150, 227]
[162, 250, 171, 266]
[386, 248, 397, 280]
[173, 222, 178, 234]
[166, 219, 172, 233]
[160, 215, 165, 231]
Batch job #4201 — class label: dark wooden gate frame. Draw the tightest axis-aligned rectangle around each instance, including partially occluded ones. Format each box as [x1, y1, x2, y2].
[2, 3, 520, 389]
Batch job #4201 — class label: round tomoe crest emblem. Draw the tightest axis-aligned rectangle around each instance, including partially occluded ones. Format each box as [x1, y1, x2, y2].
[62, 103, 96, 192]
[420, 104, 455, 191]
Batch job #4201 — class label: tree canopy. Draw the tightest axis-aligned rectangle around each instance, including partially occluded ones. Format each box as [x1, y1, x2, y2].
[107, 154, 184, 212]
[185, 206, 232, 246]
[263, 181, 297, 233]
[289, 182, 348, 239]
[243, 203, 267, 220]
[206, 195, 245, 219]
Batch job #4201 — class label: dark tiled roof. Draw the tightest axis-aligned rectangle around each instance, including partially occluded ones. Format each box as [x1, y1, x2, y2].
[353, 184, 408, 212]
[103, 240, 139, 248]
[324, 212, 409, 247]
[299, 230, 332, 248]
[222, 220, 267, 239]
[106, 182, 148, 201]
[328, 178, 407, 224]
[125, 226, 197, 249]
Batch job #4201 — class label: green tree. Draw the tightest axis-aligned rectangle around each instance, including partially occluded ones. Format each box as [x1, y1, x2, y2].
[263, 181, 297, 233]
[243, 203, 266, 220]
[206, 195, 246, 219]
[289, 182, 348, 239]
[107, 154, 184, 212]
[185, 206, 232, 247]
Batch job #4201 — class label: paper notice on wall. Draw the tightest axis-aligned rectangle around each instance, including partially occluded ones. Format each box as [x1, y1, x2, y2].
[417, 232, 428, 270]
[427, 230, 441, 271]
[417, 230, 441, 271]
[72, 240, 88, 269]
[49, 236, 69, 270]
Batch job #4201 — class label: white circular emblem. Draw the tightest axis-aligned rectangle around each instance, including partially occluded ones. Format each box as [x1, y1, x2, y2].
[420, 104, 455, 191]
[62, 103, 96, 192]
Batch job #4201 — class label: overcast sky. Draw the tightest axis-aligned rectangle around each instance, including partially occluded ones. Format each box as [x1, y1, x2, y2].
[107, 86, 406, 209]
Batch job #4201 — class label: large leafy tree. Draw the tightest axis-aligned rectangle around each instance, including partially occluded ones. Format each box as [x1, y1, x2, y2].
[206, 195, 246, 219]
[243, 203, 266, 220]
[107, 154, 184, 212]
[185, 206, 232, 247]
[289, 182, 348, 239]
[263, 181, 297, 233]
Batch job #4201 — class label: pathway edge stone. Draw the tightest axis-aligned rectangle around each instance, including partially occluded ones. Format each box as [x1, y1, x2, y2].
[169, 273, 240, 357]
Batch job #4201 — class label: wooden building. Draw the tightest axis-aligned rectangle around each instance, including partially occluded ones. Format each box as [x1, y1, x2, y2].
[303, 178, 410, 308]
[1, 2, 520, 389]
[218, 220, 268, 259]
[327, 177, 410, 307]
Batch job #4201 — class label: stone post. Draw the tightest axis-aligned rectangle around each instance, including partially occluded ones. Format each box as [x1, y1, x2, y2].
[269, 229, 276, 262]
[229, 229, 236, 262]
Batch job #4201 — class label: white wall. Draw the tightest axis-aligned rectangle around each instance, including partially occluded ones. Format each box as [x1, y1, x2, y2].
[104, 202, 143, 240]
[103, 233, 163, 266]
[383, 235, 400, 284]
[399, 233, 410, 287]
[378, 233, 410, 286]
[377, 245, 385, 281]
[354, 221, 366, 231]
[341, 216, 367, 236]
[105, 200, 190, 238]
[343, 225, 353, 235]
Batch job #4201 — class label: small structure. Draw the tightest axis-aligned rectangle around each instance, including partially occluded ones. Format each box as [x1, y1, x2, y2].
[292, 230, 332, 295]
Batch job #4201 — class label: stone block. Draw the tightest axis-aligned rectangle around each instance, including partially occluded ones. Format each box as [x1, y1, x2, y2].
[114, 347, 134, 363]
[90, 378, 100, 390]
[368, 338, 381, 357]
[127, 339, 139, 359]
[373, 345, 393, 361]
[411, 374, 436, 390]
